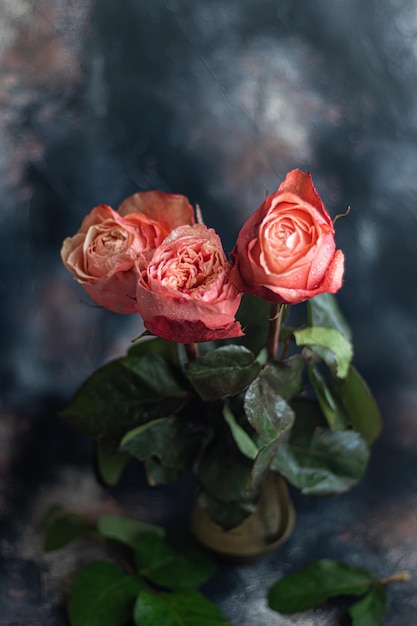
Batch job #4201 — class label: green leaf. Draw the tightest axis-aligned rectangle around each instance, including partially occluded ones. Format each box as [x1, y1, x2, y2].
[294, 327, 353, 378]
[128, 337, 180, 366]
[135, 532, 216, 590]
[263, 356, 305, 401]
[271, 399, 370, 495]
[120, 416, 201, 476]
[60, 357, 188, 444]
[97, 514, 164, 548]
[349, 583, 388, 626]
[248, 439, 281, 496]
[233, 294, 271, 355]
[185, 345, 261, 401]
[44, 516, 94, 552]
[133, 589, 231, 626]
[120, 354, 188, 398]
[193, 491, 256, 530]
[194, 436, 253, 527]
[95, 442, 129, 487]
[339, 366, 382, 445]
[244, 368, 294, 443]
[40, 503, 65, 528]
[67, 561, 144, 626]
[268, 559, 371, 614]
[308, 365, 348, 430]
[223, 404, 258, 460]
[143, 456, 185, 485]
[308, 293, 352, 340]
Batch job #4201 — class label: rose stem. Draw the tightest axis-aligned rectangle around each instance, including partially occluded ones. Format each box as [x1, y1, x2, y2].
[267, 303, 284, 361]
[376, 571, 411, 585]
[185, 342, 200, 362]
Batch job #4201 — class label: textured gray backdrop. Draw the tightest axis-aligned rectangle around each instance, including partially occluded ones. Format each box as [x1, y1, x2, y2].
[1, 2, 417, 625]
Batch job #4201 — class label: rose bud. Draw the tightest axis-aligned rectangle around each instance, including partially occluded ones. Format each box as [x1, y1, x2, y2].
[136, 224, 243, 343]
[230, 169, 345, 305]
[61, 192, 194, 314]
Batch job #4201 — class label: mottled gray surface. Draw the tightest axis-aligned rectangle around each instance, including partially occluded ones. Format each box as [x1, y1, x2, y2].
[1, 1, 417, 624]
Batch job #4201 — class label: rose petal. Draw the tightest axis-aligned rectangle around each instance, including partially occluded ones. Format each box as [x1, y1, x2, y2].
[118, 190, 195, 231]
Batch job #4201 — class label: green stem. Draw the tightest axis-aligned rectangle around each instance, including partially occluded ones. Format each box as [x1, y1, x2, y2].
[267, 303, 284, 361]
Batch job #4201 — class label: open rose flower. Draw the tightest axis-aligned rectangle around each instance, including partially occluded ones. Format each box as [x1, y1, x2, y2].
[61, 192, 194, 313]
[136, 224, 243, 342]
[230, 169, 345, 304]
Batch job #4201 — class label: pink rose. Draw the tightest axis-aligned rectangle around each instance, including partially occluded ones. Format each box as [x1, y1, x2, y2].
[230, 169, 345, 304]
[61, 192, 195, 314]
[136, 224, 243, 343]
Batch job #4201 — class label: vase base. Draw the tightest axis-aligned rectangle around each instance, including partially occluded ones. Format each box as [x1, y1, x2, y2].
[191, 473, 295, 564]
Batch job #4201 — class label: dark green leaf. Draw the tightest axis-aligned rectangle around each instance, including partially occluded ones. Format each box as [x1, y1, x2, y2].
[308, 365, 348, 430]
[268, 559, 371, 614]
[120, 416, 201, 475]
[248, 439, 281, 496]
[60, 358, 187, 444]
[339, 366, 382, 445]
[233, 294, 271, 355]
[308, 293, 352, 340]
[95, 442, 129, 487]
[143, 457, 185, 485]
[263, 356, 305, 401]
[271, 399, 370, 495]
[97, 514, 164, 548]
[120, 354, 188, 398]
[67, 561, 144, 626]
[244, 368, 294, 443]
[133, 589, 231, 626]
[128, 337, 180, 366]
[294, 327, 353, 378]
[135, 532, 216, 590]
[194, 436, 253, 527]
[40, 503, 65, 528]
[194, 491, 256, 530]
[223, 404, 258, 460]
[349, 583, 388, 626]
[186, 345, 261, 401]
[44, 516, 94, 552]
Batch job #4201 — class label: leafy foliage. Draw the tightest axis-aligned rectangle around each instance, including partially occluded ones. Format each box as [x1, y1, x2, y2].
[43, 508, 96, 552]
[294, 326, 353, 378]
[185, 345, 261, 401]
[271, 399, 370, 495]
[95, 442, 130, 487]
[60, 354, 189, 444]
[135, 531, 216, 590]
[268, 559, 371, 613]
[59, 291, 379, 509]
[43, 508, 226, 626]
[133, 589, 231, 626]
[67, 562, 144, 626]
[268, 559, 404, 626]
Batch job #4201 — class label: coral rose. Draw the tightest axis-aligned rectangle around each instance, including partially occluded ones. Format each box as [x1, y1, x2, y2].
[230, 169, 345, 304]
[136, 224, 243, 343]
[61, 192, 194, 314]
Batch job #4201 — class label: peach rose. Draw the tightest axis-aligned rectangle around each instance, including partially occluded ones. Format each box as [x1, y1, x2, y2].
[230, 169, 345, 304]
[136, 224, 243, 342]
[61, 192, 194, 313]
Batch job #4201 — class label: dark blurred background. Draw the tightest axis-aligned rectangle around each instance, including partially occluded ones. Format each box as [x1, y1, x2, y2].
[1, 1, 417, 625]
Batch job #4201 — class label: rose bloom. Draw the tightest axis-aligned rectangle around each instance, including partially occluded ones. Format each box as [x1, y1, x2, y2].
[136, 224, 243, 343]
[230, 169, 345, 304]
[61, 192, 194, 314]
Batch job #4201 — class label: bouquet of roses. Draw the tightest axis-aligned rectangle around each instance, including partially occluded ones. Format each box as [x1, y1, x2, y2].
[59, 168, 381, 541]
